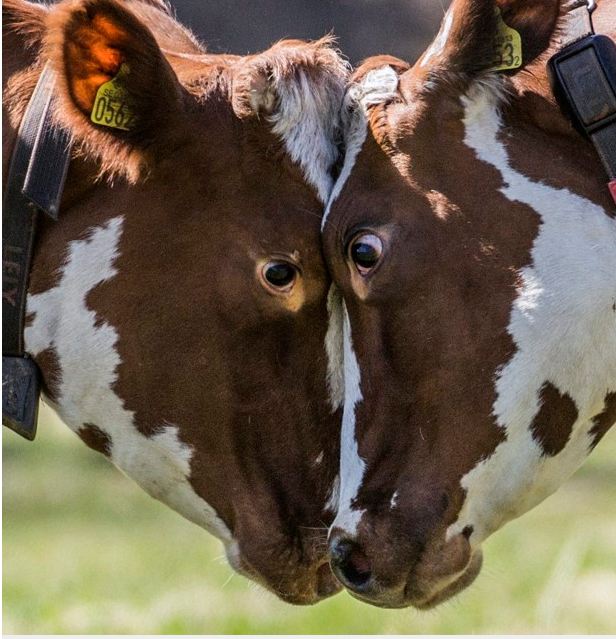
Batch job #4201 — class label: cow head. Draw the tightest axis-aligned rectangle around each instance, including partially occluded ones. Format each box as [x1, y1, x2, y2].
[4, 0, 348, 604]
[322, 0, 616, 608]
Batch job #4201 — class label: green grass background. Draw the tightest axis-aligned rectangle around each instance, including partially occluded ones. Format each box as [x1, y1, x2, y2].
[3, 403, 616, 634]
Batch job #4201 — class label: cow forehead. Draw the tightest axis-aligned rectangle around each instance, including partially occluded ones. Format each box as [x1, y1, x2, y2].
[171, 79, 338, 210]
[207, 41, 346, 207]
[322, 65, 400, 232]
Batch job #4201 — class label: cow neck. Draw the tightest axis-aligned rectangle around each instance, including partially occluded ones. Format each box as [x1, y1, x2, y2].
[2, 62, 72, 440]
[547, 0, 616, 203]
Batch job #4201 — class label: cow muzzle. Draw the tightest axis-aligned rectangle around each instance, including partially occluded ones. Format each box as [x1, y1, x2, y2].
[228, 532, 343, 605]
[328, 526, 482, 608]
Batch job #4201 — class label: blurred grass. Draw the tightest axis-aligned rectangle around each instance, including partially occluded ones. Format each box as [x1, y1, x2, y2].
[3, 402, 616, 634]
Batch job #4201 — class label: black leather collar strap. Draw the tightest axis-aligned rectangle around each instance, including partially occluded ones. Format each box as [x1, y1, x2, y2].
[548, 1, 616, 204]
[2, 62, 71, 440]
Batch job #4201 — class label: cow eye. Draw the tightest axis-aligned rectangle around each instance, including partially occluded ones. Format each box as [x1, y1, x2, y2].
[262, 261, 297, 292]
[349, 233, 383, 275]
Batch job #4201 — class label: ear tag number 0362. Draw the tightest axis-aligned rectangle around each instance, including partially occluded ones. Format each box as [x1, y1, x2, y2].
[490, 9, 523, 72]
[91, 64, 135, 131]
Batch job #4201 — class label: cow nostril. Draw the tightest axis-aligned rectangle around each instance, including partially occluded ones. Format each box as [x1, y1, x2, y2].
[329, 538, 373, 592]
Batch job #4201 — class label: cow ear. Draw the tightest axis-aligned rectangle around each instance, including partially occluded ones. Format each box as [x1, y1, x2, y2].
[496, 0, 562, 64]
[421, 0, 561, 76]
[45, 0, 183, 169]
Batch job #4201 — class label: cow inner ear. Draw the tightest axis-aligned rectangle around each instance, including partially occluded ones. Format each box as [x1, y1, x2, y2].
[63, 8, 129, 115]
[47, 0, 183, 141]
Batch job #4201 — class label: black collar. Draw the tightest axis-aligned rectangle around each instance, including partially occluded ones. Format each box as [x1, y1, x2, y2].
[2, 62, 71, 440]
[548, 0, 616, 204]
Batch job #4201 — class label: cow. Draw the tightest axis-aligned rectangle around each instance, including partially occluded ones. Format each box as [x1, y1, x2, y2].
[321, 0, 616, 609]
[3, 0, 348, 604]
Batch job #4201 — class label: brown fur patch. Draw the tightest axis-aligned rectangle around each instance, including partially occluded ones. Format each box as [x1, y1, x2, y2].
[34, 346, 62, 402]
[589, 392, 616, 449]
[530, 382, 578, 457]
[503, 91, 615, 217]
[3, 0, 47, 50]
[79, 422, 112, 456]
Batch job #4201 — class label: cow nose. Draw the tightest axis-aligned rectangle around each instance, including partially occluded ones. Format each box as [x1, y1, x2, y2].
[329, 535, 374, 593]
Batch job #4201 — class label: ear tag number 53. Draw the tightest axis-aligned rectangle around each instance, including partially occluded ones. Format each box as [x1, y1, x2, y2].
[490, 9, 523, 72]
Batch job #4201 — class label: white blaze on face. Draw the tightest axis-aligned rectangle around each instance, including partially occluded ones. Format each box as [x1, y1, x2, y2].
[323, 66, 400, 536]
[25, 217, 236, 556]
[447, 86, 616, 545]
[321, 65, 400, 231]
[331, 304, 366, 536]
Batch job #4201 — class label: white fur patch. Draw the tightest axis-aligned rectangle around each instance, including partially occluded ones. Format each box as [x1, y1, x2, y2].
[325, 285, 345, 411]
[25, 218, 236, 555]
[321, 65, 399, 230]
[269, 68, 346, 204]
[447, 86, 616, 545]
[323, 67, 400, 536]
[390, 490, 399, 509]
[330, 303, 366, 537]
[324, 473, 340, 514]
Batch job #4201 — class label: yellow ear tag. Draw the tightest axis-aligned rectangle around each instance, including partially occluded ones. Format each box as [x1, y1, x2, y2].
[490, 9, 523, 72]
[90, 64, 135, 131]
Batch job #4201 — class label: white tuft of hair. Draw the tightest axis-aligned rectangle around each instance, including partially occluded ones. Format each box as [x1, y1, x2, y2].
[268, 65, 348, 204]
[322, 65, 399, 230]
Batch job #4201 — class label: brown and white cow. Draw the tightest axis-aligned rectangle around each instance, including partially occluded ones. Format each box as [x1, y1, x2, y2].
[322, 0, 616, 609]
[4, 0, 348, 604]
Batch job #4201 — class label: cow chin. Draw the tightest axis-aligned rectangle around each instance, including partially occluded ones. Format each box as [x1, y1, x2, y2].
[227, 540, 342, 605]
[406, 549, 483, 610]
